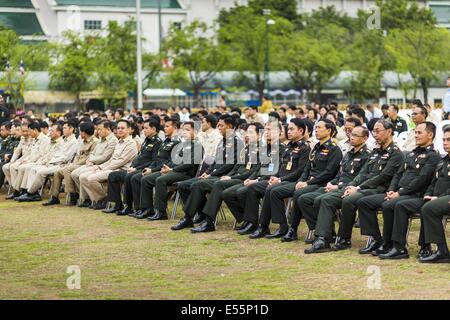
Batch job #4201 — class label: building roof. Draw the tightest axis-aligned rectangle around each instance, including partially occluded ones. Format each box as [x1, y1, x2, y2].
[54, 0, 182, 9]
[0, 12, 43, 35]
[0, 0, 34, 8]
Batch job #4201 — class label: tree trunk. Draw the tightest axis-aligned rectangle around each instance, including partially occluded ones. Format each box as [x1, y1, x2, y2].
[193, 86, 202, 108]
[420, 78, 429, 104]
[256, 74, 264, 104]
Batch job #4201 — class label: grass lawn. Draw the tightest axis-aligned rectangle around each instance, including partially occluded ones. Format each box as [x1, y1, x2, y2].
[0, 189, 449, 300]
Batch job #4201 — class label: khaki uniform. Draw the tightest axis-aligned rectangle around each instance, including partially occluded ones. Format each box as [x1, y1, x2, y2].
[50, 136, 98, 197]
[71, 133, 118, 199]
[11, 133, 51, 191]
[79, 135, 137, 201]
[198, 128, 222, 157]
[25, 135, 78, 194]
[2, 137, 33, 186]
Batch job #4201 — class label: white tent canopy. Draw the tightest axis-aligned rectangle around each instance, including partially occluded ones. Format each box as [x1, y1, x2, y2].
[143, 88, 186, 97]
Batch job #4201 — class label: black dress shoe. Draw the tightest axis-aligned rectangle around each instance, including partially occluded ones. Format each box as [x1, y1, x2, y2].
[234, 221, 246, 231]
[135, 209, 152, 219]
[6, 191, 20, 200]
[416, 245, 432, 259]
[281, 227, 298, 242]
[78, 200, 92, 208]
[333, 238, 352, 251]
[116, 208, 133, 216]
[148, 210, 168, 221]
[191, 220, 215, 233]
[16, 193, 31, 202]
[371, 243, 393, 256]
[171, 217, 194, 231]
[93, 201, 107, 210]
[42, 197, 60, 206]
[305, 236, 316, 244]
[419, 250, 450, 263]
[193, 214, 206, 224]
[237, 222, 257, 235]
[68, 193, 79, 206]
[249, 226, 270, 239]
[379, 247, 409, 260]
[102, 206, 123, 214]
[304, 237, 332, 254]
[265, 227, 288, 239]
[20, 192, 41, 202]
[359, 239, 383, 254]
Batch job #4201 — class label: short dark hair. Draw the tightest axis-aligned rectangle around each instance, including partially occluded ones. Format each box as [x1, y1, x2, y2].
[319, 118, 337, 138]
[345, 117, 362, 127]
[415, 105, 429, 119]
[443, 124, 450, 134]
[28, 121, 41, 132]
[219, 114, 236, 129]
[268, 111, 281, 121]
[381, 104, 389, 111]
[355, 126, 370, 138]
[145, 118, 160, 131]
[231, 107, 242, 115]
[389, 104, 399, 113]
[290, 118, 306, 134]
[117, 119, 131, 128]
[417, 121, 437, 139]
[39, 120, 49, 129]
[166, 117, 180, 129]
[183, 121, 197, 131]
[1, 121, 12, 130]
[115, 108, 124, 117]
[348, 106, 366, 120]
[79, 121, 95, 136]
[376, 119, 395, 135]
[64, 119, 78, 129]
[51, 123, 63, 135]
[247, 122, 264, 133]
[412, 99, 423, 107]
[204, 114, 218, 129]
[99, 120, 113, 130]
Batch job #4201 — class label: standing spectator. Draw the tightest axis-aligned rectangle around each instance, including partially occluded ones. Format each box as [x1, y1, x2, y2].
[365, 104, 383, 122]
[387, 104, 408, 135]
[443, 76, 450, 116]
[0, 95, 9, 124]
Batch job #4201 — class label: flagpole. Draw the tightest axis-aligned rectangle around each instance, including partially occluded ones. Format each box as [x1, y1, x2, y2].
[136, 0, 143, 110]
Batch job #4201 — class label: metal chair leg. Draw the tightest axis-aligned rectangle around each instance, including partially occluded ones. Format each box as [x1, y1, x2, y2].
[366, 236, 374, 248]
[405, 216, 414, 247]
[219, 206, 226, 221]
[65, 193, 70, 205]
[305, 229, 314, 242]
[171, 191, 180, 220]
[284, 198, 292, 219]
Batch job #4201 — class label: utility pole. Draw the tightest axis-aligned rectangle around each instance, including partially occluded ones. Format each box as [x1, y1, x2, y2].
[136, 0, 143, 110]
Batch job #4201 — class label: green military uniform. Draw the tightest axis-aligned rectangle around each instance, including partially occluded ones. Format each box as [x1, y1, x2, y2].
[289, 139, 343, 229]
[180, 133, 244, 219]
[139, 138, 204, 215]
[391, 116, 408, 135]
[337, 141, 404, 241]
[301, 145, 370, 240]
[202, 143, 261, 221]
[392, 154, 450, 248]
[0, 135, 17, 186]
[131, 135, 180, 211]
[357, 145, 440, 248]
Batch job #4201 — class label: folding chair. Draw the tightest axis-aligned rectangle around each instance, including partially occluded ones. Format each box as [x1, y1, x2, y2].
[39, 175, 53, 197]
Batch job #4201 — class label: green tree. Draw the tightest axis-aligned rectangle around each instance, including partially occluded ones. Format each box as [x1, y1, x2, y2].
[385, 25, 450, 103]
[283, 27, 346, 102]
[163, 20, 230, 106]
[49, 31, 98, 108]
[219, 6, 293, 101]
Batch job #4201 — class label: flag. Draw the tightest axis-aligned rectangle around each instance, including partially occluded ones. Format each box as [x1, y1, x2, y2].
[19, 59, 25, 75]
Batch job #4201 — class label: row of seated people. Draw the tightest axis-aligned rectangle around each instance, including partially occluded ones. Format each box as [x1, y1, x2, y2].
[0, 114, 449, 264]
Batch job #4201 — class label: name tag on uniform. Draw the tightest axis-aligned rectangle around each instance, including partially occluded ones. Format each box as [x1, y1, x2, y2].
[268, 163, 275, 172]
[246, 162, 252, 170]
[286, 161, 292, 171]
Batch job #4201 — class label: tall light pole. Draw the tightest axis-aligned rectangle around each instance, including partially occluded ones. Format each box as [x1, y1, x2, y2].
[136, 0, 143, 110]
[263, 9, 275, 99]
[158, 0, 162, 50]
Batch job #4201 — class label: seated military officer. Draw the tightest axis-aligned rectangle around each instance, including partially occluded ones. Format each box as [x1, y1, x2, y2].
[132, 121, 203, 220]
[101, 118, 162, 214]
[280, 119, 343, 242]
[130, 118, 181, 219]
[171, 115, 244, 232]
[197, 122, 263, 230]
[357, 122, 440, 258]
[303, 126, 370, 253]
[222, 120, 281, 235]
[245, 118, 312, 239]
